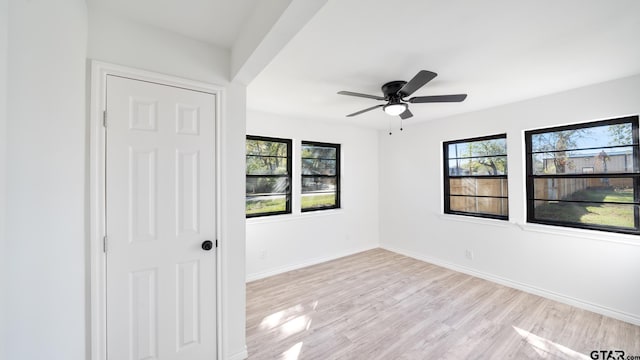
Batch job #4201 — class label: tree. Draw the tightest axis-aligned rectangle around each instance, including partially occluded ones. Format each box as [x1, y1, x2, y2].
[301, 145, 336, 175]
[532, 129, 588, 173]
[608, 123, 633, 146]
[465, 139, 507, 175]
[475, 140, 507, 175]
[246, 139, 288, 194]
[246, 139, 288, 175]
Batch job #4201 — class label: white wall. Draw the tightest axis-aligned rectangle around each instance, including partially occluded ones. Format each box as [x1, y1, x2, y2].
[379, 74, 640, 325]
[0, 0, 8, 357]
[5, 1, 88, 359]
[246, 111, 379, 280]
[87, 8, 248, 359]
[87, 7, 229, 85]
[220, 82, 248, 359]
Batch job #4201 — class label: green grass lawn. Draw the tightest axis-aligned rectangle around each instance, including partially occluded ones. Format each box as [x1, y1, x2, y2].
[301, 194, 336, 209]
[246, 198, 286, 215]
[246, 194, 336, 215]
[535, 188, 635, 228]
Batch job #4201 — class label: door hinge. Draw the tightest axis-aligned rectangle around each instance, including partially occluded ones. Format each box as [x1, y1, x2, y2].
[103, 235, 108, 253]
[102, 110, 107, 127]
[216, 239, 218, 248]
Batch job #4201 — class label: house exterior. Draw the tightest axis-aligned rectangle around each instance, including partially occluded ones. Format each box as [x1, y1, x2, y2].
[538, 150, 633, 200]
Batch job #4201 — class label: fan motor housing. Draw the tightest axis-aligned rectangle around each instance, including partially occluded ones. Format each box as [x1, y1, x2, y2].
[381, 80, 407, 99]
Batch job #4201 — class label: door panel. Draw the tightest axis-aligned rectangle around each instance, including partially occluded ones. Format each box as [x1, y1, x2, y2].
[106, 75, 217, 360]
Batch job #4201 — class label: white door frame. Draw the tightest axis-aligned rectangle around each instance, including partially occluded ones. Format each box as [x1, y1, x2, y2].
[89, 61, 224, 360]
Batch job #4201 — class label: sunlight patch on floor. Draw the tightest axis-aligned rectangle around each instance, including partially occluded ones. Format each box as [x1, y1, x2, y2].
[261, 309, 286, 330]
[281, 315, 312, 337]
[259, 301, 318, 340]
[513, 326, 590, 359]
[260, 303, 308, 330]
[281, 341, 303, 360]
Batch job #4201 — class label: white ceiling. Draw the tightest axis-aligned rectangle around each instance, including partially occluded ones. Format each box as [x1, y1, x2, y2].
[247, 0, 640, 129]
[87, 0, 259, 48]
[88, 0, 640, 130]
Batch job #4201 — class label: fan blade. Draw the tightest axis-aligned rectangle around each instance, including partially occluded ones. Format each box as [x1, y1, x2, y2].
[337, 91, 385, 101]
[408, 94, 467, 103]
[399, 109, 413, 119]
[346, 104, 384, 117]
[398, 70, 437, 97]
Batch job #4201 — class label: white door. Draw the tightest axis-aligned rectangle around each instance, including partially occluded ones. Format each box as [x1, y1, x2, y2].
[105, 75, 217, 360]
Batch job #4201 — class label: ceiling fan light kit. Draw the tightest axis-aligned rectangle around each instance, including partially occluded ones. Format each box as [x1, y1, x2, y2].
[338, 70, 467, 120]
[383, 102, 407, 116]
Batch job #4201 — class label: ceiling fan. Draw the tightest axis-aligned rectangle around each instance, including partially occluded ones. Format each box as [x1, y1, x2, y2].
[338, 70, 467, 119]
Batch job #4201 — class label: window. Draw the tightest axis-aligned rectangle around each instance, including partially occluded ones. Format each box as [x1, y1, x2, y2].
[246, 136, 292, 217]
[443, 134, 508, 220]
[525, 116, 640, 234]
[301, 141, 340, 211]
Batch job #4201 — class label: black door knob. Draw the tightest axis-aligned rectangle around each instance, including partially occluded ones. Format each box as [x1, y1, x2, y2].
[201, 240, 214, 251]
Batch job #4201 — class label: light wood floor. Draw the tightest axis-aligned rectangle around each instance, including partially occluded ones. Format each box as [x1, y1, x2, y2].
[246, 249, 640, 360]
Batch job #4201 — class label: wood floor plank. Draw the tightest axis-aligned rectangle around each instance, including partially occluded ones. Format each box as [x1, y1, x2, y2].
[246, 249, 640, 359]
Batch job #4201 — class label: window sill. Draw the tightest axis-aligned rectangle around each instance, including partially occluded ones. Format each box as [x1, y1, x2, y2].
[515, 222, 640, 246]
[438, 214, 640, 246]
[438, 213, 514, 228]
[246, 208, 344, 225]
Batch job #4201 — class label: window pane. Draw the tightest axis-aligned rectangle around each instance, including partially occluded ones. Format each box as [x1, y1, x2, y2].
[606, 123, 635, 146]
[246, 139, 288, 156]
[449, 196, 508, 216]
[301, 145, 336, 159]
[449, 178, 508, 197]
[530, 146, 635, 175]
[302, 193, 336, 210]
[475, 156, 508, 175]
[533, 200, 637, 230]
[246, 195, 287, 215]
[448, 142, 469, 158]
[448, 138, 507, 158]
[530, 123, 634, 153]
[246, 177, 289, 196]
[448, 158, 472, 175]
[301, 159, 337, 175]
[448, 156, 507, 176]
[532, 178, 634, 201]
[246, 156, 289, 175]
[302, 176, 336, 193]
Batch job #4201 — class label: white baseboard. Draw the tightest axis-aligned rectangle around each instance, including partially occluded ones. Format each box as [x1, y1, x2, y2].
[246, 245, 378, 282]
[226, 346, 248, 360]
[381, 245, 640, 326]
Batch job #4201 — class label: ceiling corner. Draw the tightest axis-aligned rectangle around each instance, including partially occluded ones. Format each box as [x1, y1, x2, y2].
[230, 0, 327, 85]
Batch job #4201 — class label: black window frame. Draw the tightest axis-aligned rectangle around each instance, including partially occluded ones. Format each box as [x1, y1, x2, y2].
[301, 141, 341, 212]
[246, 135, 293, 218]
[443, 133, 509, 220]
[525, 115, 640, 235]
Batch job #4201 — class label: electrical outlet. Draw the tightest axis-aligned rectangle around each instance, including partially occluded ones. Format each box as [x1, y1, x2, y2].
[465, 249, 474, 260]
[259, 250, 267, 260]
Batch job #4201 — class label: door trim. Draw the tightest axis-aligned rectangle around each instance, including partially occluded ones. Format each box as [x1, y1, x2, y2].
[89, 61, 224, 360]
